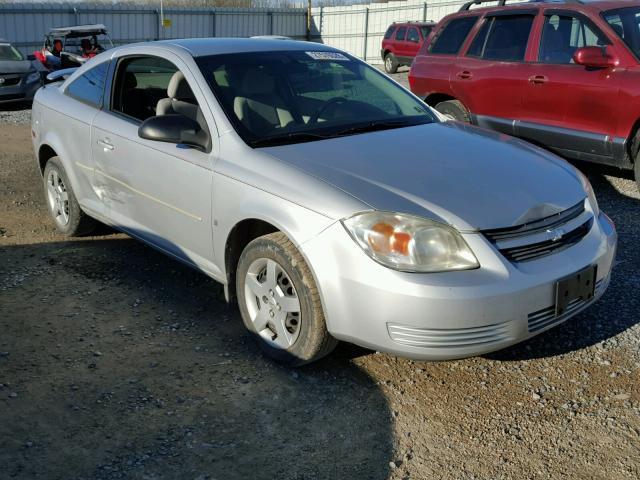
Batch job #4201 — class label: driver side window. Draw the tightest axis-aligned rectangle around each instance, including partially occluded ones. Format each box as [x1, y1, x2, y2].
[539, 14, 610, 64]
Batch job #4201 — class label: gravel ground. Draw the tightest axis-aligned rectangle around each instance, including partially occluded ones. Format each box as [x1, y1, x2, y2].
[0, 104, 31, 125]
[1, 79, 639, 480]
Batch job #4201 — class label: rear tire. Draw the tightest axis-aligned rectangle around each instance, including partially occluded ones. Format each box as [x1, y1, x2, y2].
[43, 157, 97, 236]
[635, 157, 640, 193]
[434, 99, 470, 123]
[384, 53, 399, 74]
[236, 232, 338, 367]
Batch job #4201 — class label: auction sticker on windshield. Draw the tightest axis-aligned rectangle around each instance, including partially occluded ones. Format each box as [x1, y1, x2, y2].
[306, 51, 349, 61]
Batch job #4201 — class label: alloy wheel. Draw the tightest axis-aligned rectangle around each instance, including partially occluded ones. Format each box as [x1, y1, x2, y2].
[46, 169, 70, 227]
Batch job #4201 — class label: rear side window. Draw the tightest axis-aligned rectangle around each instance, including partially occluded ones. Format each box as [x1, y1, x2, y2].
[429, 16, 478, 55]
[420, 26, 433, 39]
[407, 27, 420, 43]
[65, 61, 109, 108]
[473, 15, 534, 61]
[384, 26, 395, 39]
[395, 27, 407, 41]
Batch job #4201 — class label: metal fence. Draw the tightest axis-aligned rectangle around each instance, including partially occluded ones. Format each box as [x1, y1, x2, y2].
[0, 2, 308, 55]
[310, 0, 472, 64]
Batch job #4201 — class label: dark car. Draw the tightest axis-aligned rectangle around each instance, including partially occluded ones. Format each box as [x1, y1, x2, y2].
[409, 0, 640, 189]
[381, 21, 435, 73]
[0, 39, 42, 105]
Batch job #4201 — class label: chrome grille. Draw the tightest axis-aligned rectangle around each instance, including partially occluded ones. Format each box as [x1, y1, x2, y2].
[528, 278, 605, 333]
[482, 201, 592, 262]
[387, 321, 513, 349]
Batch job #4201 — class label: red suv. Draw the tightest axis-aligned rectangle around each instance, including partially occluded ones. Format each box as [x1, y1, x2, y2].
[409, 0, 640, 188]
[381, 21, 435, 73]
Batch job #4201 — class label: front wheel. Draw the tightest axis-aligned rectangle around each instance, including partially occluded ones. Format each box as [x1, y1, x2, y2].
[434, 99, 470, 123]
[236, 232, 338, 366]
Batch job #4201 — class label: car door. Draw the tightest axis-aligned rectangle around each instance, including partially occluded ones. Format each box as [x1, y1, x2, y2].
[91, 53, 218, 271]
[405, 27, 422, 59]
[451, 11, 537, 135]
[394, 26, 408, 61]
[520, 9, 621, 158]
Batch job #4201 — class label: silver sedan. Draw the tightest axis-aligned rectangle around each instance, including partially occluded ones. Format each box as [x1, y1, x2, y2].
[31, 38, 617, 365]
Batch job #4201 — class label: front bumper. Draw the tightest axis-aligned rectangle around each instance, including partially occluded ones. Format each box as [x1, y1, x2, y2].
[0, 75, 40, 104]
[300, 212, 617, 360]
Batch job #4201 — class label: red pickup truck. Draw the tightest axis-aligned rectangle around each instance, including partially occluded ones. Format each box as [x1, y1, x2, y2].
[409, 0, 640, 189]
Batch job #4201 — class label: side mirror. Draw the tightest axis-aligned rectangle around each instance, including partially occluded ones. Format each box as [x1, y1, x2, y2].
[573, 46, 618, 68]
[138, 114, 209, 152]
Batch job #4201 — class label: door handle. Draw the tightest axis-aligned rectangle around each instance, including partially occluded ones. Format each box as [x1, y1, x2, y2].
[529, 75, 548, 85]
[457, 71, 473, 80]
[97, 138, 114, 151]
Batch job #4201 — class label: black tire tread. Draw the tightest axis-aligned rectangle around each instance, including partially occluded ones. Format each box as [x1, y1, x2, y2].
[435, 99, 471, 123]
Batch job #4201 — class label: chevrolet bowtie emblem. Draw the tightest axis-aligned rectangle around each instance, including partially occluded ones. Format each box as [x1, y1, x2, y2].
[546, 228, 565, 242]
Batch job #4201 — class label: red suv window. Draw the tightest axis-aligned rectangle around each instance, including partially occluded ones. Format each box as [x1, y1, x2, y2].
[466, 14, 535, 62]
[384, 26, 395, 40]
[539, 12, 609, 64]
[429, 16, 478, 55]
[395, 27, 407, 41]
[407, 27, 420, 43]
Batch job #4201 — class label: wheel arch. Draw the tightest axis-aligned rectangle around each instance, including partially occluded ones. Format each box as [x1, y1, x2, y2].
[625, 117, 640, 164]
[38, 144, 58, 174]
[424, 92, 457, 108]
[224, 218, 280, 303]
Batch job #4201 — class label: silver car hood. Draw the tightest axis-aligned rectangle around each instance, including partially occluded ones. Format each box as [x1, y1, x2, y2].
[262, 122, 586, 231]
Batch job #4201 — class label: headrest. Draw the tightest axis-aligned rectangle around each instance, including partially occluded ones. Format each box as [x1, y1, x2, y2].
[611, 23, 623, 38]
[123, 72, 137, 90]
[241, 68, 276, 96]
[167, 71, 194, 100]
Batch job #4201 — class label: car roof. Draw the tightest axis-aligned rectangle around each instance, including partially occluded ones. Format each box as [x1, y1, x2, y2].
[48, 24, 108, 37]
[391, 21, 436, 26]
[459, 0, 639, 14]
[152, 37, 340, 57]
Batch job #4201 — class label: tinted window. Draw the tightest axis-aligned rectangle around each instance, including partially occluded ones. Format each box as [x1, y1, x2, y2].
[0, 44, 23, 61]
[467, 19, 491, 57]
[395, 27, 407, 41]
[604, 7, 640, 59]
[539, 13, 610, 63]
[482, 15, 534, 61]
[407, 28, 420, 43]
[420, 26, 433, 39]
[429, 16, 478, 55]
[65, 61, 109, 107]
[384, 26, 395, 39]
[111, 56, 179, 121]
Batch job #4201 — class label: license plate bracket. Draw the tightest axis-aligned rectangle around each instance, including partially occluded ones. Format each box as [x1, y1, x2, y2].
[555, 265, 597, 316]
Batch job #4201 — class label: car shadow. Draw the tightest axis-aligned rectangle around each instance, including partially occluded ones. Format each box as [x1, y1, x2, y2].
[0, 100, 32, 112]
[0, 238, 393, 480]
[486, 168, 640, 361]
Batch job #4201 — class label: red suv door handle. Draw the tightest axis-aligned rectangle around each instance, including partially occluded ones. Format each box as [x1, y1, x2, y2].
[529, 75, 548, 85]
[457, 71, 473, 80]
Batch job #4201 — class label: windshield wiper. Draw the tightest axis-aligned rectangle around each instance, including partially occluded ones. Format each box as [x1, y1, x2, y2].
[251, 131, 331, 148]
[334, 119, 425, 137]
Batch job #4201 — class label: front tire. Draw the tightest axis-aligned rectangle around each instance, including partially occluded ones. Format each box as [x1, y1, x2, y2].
[434, 99, 470, 123]
[236, 232, 338, 366]
[384, 53, 399, 74]
[635, 159, 640, 193]
[43, 157, 97, 236]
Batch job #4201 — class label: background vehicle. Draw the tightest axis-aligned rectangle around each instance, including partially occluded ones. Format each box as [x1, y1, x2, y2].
[381, 21, 435, 73]
[409, 0, 640, 190]
[34, 24, 113, 71]
[32, 39, 615, 366]
[0, 38, 43, 105]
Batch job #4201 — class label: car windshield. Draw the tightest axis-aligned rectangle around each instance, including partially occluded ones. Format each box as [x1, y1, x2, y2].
[196, 50, 437, 147]
[603, 6, 640, 59]
[0, 44, 23, 61]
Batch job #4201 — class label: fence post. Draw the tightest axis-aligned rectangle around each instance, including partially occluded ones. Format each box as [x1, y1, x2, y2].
[319, 6, 323, 41]
[155, 9, 160, 40]
[423, 2, 428, 22]
[211, 10, 216, 38]
[363, 7, 369, 62]
[73, 7, 79, 25]
[269, 11, 274, 35]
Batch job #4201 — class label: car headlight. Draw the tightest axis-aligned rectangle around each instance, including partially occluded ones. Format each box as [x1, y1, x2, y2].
[26, 71, 41, 84]
[577, 171, 599, 215]
[342, 211, 479, 273]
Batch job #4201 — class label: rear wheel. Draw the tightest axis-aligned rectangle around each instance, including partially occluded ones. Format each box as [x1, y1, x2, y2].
[43, 157, 97, 236]
[384, 53, 399, 74]
[635, 157, 640, 193]
[236, 232, 338, 366]
[434, 99, 470, 123]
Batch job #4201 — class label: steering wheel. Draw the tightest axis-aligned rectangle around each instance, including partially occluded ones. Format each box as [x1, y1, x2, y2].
[310, 97, 348, 124]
